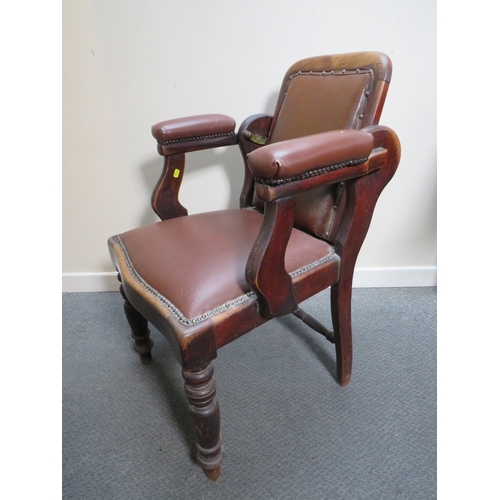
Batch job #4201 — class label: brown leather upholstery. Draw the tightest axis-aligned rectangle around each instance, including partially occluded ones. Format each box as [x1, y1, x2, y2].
[107, 52, 400, 481]
[115, 209, 336, 321]
[246, 130, 373, 181]
[152, 114, 236, 143]
[269, 71, 373, 143]
[251, 52, 391, 241]
[152, 114, 238, 157]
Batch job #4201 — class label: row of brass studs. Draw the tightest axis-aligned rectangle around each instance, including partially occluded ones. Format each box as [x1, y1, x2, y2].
[113, 235, 337, 326]
[114, 235, 255, 325]
[254, 157, 369, 186]
[158, 131, 235, 146]
[291, 67, 373, 79]
[290, 247, 336, 277]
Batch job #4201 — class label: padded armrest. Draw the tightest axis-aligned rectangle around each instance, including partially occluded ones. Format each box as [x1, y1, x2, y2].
[152, 114, 236, 143]
[246, 130, 373, 181]
[152, 114, 237, 156]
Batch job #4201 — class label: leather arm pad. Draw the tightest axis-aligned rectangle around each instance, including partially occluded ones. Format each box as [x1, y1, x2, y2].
[152, 114, 236, 143]
[246, 129, 374, 180]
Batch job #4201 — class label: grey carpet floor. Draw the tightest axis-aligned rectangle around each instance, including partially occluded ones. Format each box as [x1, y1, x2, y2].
[62, 287, 436, 500]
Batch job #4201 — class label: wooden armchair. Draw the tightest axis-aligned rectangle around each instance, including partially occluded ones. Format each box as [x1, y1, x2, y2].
[108, 52, 401, 480]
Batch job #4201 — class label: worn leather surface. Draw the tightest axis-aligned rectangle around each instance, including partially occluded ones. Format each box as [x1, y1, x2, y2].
[246, 129, 373, 180]
[118, 209, 335, 320]
[269, 72, 372, 143]
[152, 114, 236, 143]
[249, 55, 389, 241]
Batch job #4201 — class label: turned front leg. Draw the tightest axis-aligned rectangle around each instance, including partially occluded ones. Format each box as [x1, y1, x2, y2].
[119, 284, 154, 365]
[182, 364, 223, 480]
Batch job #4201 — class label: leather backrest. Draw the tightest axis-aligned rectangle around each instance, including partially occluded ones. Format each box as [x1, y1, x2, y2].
[254, 52, 392, 242]
[269, 70, 373, 143]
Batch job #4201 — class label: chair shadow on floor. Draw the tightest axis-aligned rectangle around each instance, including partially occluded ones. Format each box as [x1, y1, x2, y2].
[276, 312, 339, 384]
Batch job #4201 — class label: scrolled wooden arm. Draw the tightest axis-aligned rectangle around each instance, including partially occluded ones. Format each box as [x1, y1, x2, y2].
[150, 114, 238, 220]
[244, 125, 400, 318]
[331, 124, 401, 259]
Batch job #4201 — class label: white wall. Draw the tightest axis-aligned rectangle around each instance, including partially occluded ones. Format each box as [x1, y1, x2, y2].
[63, 0, 436, 290]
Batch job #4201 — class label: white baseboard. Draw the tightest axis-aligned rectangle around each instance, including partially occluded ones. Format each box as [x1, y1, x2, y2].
[62, 272, 121, 292]
[352, 266, 436, 288]
[62, 266, 436, 293]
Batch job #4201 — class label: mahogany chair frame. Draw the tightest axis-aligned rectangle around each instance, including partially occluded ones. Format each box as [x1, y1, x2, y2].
[108, 52, 401, 480]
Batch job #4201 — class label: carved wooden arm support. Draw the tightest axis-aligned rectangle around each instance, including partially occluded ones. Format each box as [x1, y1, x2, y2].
[245, 197, 297, 318]
[150, 114, 238, 220]
[333, 125, 401, 258]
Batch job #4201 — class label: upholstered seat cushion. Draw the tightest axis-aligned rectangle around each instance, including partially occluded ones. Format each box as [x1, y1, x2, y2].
[110, 209, 337, 322]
